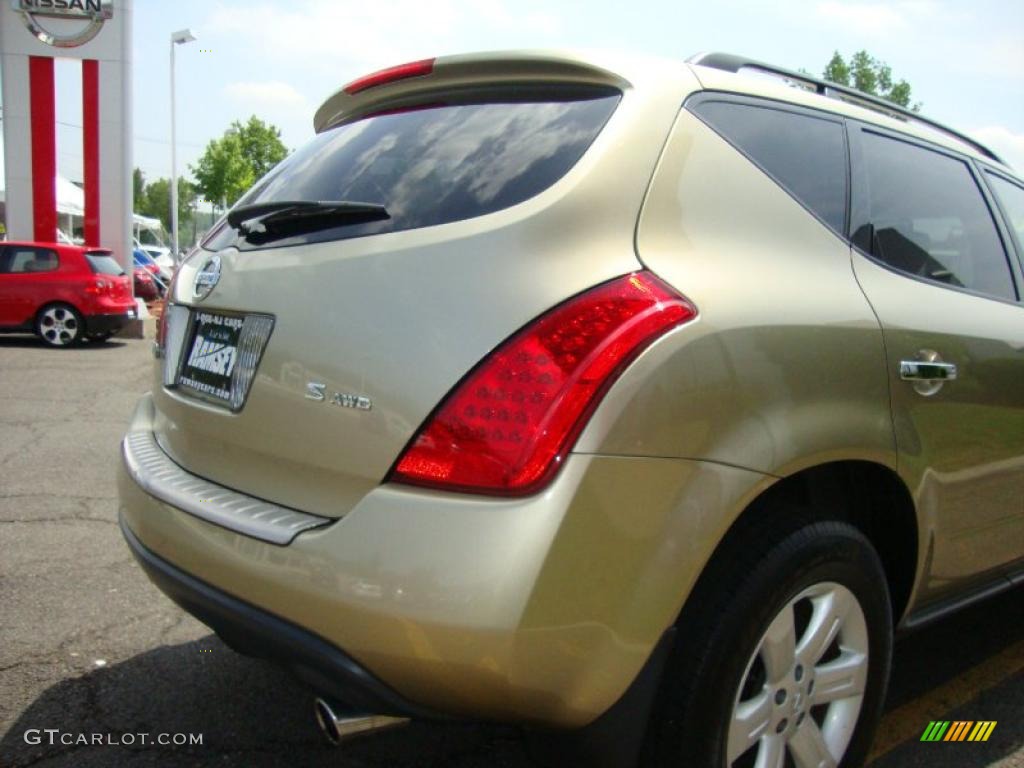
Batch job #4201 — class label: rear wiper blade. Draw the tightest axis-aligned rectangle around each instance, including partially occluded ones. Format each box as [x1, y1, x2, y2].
[227, 200, 389, 237]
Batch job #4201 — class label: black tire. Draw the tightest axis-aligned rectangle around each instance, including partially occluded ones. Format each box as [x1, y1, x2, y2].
[35, 303, 85, 348]
[642, 516, 892, 768]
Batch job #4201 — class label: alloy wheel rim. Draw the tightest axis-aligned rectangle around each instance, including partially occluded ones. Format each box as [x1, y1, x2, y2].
[41, 307, 79, 346]
[726, 581, 869, 768]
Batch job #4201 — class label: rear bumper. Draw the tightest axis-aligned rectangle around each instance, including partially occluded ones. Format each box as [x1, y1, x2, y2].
[85, 311, 133, 335]
[120, 517, 440, 719]
[118, 393, 768, 727]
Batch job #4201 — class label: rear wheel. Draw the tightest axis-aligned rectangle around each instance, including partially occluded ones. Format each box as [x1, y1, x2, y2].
[36, 304, 84, 348]
[643, 518, 892, 768]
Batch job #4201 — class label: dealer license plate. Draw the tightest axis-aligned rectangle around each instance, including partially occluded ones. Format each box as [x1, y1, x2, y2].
[177, 311, 245, 405]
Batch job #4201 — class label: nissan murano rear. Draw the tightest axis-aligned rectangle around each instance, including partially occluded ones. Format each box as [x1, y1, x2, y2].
[119, 50, 1024, 768]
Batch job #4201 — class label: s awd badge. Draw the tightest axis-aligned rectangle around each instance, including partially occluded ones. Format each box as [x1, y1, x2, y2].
[306, 382, 372, 411]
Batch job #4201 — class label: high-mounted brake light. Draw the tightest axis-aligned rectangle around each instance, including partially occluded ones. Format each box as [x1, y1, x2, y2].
[343, 58, 435, 95]
[391, 272, 697, 496]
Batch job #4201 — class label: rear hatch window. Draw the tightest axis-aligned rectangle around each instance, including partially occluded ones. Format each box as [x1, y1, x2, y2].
[85, 252, 125, 275]
[203, 86, 621, 251]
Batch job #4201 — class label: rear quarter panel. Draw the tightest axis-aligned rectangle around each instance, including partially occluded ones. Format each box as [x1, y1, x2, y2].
[47, 252, 95, 316]
[568, 104, 906, 636]
[579, 107, 895, 477]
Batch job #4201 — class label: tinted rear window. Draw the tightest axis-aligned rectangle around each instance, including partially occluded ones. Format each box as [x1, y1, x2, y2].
[203, 88, 621, 251]
[690, 99, 848, 234]
[85, 253, 125, 276]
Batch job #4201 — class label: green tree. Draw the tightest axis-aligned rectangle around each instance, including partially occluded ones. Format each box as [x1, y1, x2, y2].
[191, 132, 252, 208]
[137, 177, 195, 233]
[823, 50, 920, 111]
[133, 167, 146, 211]
[191, 116, 288, 207]
[235, 116, 289, 179]
[823, 52, 850, 87]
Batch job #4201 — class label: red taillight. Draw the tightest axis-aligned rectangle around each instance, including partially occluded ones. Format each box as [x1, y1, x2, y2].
[155, 269, 180, 350]
[343, 58, 435, 95]
[155, 298, 168, 348]
[85, 278, 108, 295]
[391, 272, 697, 496]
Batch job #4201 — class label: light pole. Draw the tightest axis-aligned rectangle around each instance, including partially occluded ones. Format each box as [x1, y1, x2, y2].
[170, 28, 196, 261]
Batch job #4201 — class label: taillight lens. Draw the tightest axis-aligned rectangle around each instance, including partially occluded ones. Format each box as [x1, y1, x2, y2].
[85, 279, 108, 295]
[155, 300, 168, 350]
[155, 268, 181, 351]
[391, 272, 697, 496]
[343, 58, 435, 94]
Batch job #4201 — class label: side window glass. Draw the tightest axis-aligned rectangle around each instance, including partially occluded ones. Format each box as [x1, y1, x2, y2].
[985, 173, 1024, 252]
[8, 249, 42, 273]
[690, 100, 848, 233]
[853, 132, 1016, 301]
[4, 248, 59, 274]
[36, 250, 59, 272]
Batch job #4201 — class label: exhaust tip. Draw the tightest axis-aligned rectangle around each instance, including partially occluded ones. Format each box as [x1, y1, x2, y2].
[314, 697, 411, 747]
[314, 698, 343, 745]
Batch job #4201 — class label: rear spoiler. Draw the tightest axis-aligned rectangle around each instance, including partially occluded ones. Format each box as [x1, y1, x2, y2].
[314, 51, 631, 133]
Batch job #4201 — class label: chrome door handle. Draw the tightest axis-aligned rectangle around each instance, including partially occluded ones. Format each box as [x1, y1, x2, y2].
[900, 350, 957, 397]
[899, 360, 957, 381]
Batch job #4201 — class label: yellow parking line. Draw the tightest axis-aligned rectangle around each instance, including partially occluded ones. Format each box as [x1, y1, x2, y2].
[869, 638, 1024, 762]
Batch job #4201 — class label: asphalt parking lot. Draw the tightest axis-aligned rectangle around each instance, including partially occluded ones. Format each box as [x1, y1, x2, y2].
[0, 329, 1021, 768]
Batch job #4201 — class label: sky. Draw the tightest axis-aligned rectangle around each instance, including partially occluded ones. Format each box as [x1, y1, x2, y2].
[3, 0, 1024, 184]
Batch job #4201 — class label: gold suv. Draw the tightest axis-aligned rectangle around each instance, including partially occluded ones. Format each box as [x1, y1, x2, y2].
[118, 51, 1024, 767]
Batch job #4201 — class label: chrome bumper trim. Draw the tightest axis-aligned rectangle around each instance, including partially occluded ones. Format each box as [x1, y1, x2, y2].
[122, 431, 331, 545]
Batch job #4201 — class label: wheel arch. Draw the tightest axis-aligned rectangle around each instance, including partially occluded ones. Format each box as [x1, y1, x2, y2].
[34, 297, 87, 322]
[639, 460, 907, 767]
[688, 460, 919, 627]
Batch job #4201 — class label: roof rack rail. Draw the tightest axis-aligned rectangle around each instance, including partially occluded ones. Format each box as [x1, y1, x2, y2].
[687, 52, 1002, 164]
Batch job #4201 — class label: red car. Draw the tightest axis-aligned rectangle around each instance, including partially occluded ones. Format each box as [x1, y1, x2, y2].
[133, 267, 160, 302]
[134, 249, 169, 296]
[0, 241, 136, 347]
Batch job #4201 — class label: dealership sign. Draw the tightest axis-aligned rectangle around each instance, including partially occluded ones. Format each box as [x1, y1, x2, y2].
[2, 0, 132, 275]
[12, 0, 114, 48]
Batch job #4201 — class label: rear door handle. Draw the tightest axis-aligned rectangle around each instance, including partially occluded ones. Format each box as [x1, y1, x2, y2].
[899, 360, 958, 381]
[900, 351, 957, 397]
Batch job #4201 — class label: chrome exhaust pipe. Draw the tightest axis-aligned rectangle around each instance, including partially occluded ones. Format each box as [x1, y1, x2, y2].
[314, 697, 410, 746]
